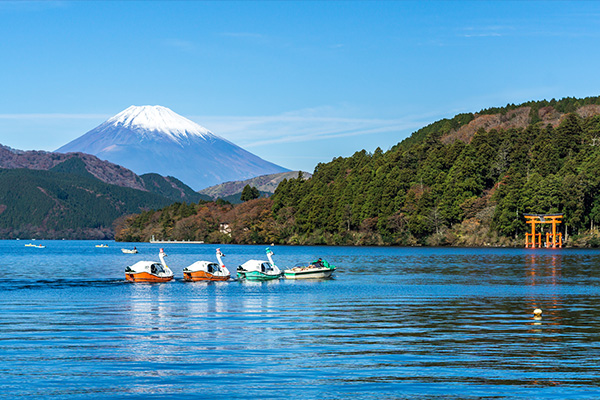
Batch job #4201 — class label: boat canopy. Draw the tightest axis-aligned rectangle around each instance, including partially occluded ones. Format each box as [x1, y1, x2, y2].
[239, 259, 276, 273]
[126, 261, 165, 274]
[185, 261, 220, 273]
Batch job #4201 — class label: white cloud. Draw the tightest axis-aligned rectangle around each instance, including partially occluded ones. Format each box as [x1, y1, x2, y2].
[0, 106, 446, 172]
[459, 25, 512, 38]
[0, 106, 443, 151]
[189, 107, 437, 149]
[462, 32, 502, 38]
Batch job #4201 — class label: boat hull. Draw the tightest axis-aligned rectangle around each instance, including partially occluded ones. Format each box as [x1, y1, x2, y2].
[183, 270, 229, 281]
[284, 267, 335, 279]
[125, 272, 173, 282]
[238, 271, 280, 281]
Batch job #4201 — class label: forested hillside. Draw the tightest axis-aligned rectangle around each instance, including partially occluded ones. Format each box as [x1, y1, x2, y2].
[116, 96, 600, 247]
[0, 168, 174, 239]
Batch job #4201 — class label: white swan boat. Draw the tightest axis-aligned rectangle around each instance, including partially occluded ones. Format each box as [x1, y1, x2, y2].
[125, 248, 173, 282]
[183, 248, 230, 281]
[237, 248, 281, 281]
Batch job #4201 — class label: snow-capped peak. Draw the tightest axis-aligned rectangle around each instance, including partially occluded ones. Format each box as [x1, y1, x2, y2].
[106, 105, 215, 141]
[55, 104, 289, 190]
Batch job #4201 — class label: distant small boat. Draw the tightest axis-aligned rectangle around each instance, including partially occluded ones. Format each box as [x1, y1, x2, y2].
[25, 243, 45, 248]
[96, 244, 109, 248]
[125, 248, 173, 282]
[121, 248, 138, 254]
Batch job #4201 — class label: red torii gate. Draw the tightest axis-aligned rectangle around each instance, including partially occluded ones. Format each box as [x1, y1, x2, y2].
[524, 214, 563, 248]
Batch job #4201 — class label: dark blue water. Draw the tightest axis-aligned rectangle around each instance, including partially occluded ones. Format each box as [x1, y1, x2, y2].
[1, 241, 600, 399]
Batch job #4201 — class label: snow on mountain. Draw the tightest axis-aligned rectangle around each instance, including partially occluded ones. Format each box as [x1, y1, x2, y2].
[107, 105, 215, 142]
[56, 105, 289, 190]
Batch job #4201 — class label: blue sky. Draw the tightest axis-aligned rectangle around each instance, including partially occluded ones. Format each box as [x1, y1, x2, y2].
[1, 1, 600, 173]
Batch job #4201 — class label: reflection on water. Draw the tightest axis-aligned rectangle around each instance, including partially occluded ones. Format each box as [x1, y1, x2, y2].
[525, 252, 563, 337]
[2, 242, 600, 399]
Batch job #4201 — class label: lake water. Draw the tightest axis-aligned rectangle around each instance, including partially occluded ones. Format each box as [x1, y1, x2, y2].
[1, 241, 600, 399]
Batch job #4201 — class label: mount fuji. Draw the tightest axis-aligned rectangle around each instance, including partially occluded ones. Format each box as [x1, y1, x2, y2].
[56, 105, 288, 190]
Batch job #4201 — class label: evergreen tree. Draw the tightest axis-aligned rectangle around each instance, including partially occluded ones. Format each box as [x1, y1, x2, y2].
[240, 185, 260, 202]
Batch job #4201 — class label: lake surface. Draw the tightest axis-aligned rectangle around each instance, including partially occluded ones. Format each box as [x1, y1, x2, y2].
[1, 241, 600, 399]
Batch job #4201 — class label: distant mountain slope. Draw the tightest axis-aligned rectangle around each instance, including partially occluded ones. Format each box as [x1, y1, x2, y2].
[0, 144, 201, 203]
[441, 104, 600, 145]
[56, 105, 289, 190]
[140, 173, 210, 203]
[218, 190, 273, 205]
[0, 168, 175, 239]
[199, 171, 311, 200]
[0, 144, 146, 190]
[49, 156, 96, 178]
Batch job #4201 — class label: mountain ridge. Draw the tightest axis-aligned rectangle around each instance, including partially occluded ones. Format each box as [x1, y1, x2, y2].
[0, 144, 205, 203]
[199, 171, 312, 200]
[441, 104, 600, 145]
[395, 95, 600, 150]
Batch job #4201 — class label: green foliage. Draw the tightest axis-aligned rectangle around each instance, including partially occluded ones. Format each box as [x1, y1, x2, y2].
[218, 190, 272, 204]
[215, 198, 232, 206]
[50, 157, 95, 179]
[240, 184, 260, 202]
[394, 113, 475, 150]
[477, 96, 600, 116]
